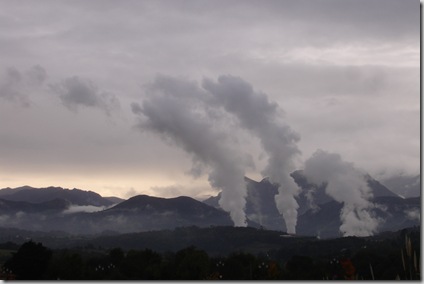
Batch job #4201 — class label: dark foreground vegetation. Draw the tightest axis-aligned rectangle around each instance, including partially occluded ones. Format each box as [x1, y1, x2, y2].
[0, 226, 420, 280]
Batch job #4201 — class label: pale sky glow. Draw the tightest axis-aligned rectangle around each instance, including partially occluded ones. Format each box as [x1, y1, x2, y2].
[0, 0, 420, 199]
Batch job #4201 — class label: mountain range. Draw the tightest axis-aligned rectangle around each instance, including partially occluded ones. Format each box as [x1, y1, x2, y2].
[0, 186, 114, 206]
[0, 171, 420, 238]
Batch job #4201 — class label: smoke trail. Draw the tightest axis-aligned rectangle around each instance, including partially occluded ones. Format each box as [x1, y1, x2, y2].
[303, 149, 381, 236]
[203, 75, 301, 234]
[131, 75, 248, 226]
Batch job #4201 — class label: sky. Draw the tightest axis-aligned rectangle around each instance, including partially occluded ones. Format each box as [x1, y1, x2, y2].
[0, 0, 420, 200]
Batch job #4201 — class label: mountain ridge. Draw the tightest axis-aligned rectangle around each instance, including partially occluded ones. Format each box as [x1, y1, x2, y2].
[0, 186, 115, 207]
[0, 171, 418, 238]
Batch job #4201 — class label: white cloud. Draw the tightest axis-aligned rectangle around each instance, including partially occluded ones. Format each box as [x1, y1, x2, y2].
[405, 208, 420, 221]
[62, 205, 109, 214]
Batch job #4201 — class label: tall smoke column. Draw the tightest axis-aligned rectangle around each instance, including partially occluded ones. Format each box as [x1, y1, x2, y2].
[203, 75, 301, 234]
[303, 149, 381, 236]
[131, 75, 248, 226]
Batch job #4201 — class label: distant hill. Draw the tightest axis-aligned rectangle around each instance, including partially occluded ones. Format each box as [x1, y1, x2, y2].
[104, 196, 124, 204]
[78, 226, 298, 255]
[0, 186, 29, 197]
[0, 194, 237, 235]
[0, 174, 417, 238]
[0, 186, 114, 206]
[84, 195, 235, 234]
[0, 198, 70, 214]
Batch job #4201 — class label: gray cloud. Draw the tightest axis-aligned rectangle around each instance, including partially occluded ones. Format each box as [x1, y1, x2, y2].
[203, 75, 301, 234]
[150, 185, 184, 198]
[124, 187, 138, 199]
[26, 65, 47, 85]
[50, 76, 120, 115]
[254, 0, 419, 44]
[303, 149, 381, 237]
[0, 65, 47, 107]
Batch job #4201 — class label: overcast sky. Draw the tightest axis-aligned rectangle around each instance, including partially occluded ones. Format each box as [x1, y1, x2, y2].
[0, 0, 420, 199]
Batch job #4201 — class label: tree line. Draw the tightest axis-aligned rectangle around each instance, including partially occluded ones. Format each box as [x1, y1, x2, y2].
[0, 228, 420, 280]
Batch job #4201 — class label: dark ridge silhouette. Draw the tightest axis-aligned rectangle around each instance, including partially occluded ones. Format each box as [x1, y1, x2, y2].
[0, 186, 114, 206]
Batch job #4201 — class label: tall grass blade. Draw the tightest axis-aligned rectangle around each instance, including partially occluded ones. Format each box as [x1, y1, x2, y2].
[401, 249, 406, 272]
[414, 250, 417, 272]
[369, 263, 375, 280]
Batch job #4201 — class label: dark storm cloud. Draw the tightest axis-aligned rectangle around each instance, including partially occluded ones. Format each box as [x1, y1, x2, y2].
[0, 65, 47, 107]
[50, 76, 120, 115]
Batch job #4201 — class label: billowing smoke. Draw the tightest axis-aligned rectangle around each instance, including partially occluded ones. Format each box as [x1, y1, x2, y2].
[303, 149, 381, 236]
[131, 75, 249, 226]
[203, 75, 301, 234]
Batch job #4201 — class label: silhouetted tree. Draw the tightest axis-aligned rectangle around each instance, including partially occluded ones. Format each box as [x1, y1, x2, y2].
[222, 252, 256, 280]
[284, 255, 318, 280]
[46, 250, 85, 280]
[174, 246, 210, 280]
[109, 248, 125, 266]
[121, 249, 162, 279]
[4, 241, 52, 280]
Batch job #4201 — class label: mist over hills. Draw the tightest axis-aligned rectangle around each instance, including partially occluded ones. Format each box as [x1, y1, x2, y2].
[0, 171, 420, 238]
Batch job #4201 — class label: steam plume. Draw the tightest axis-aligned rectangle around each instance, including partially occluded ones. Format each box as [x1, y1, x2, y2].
[132, 75, 248, 226]
[303, 149, 380, 236]
[203, 75, 301, 234]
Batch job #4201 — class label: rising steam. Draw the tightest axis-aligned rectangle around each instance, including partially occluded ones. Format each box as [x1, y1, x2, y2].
[303, 149, 381, 236]
[131, 76, 249, 226]
[203, 75, 301, 234]
[132, 75, 302, 232]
